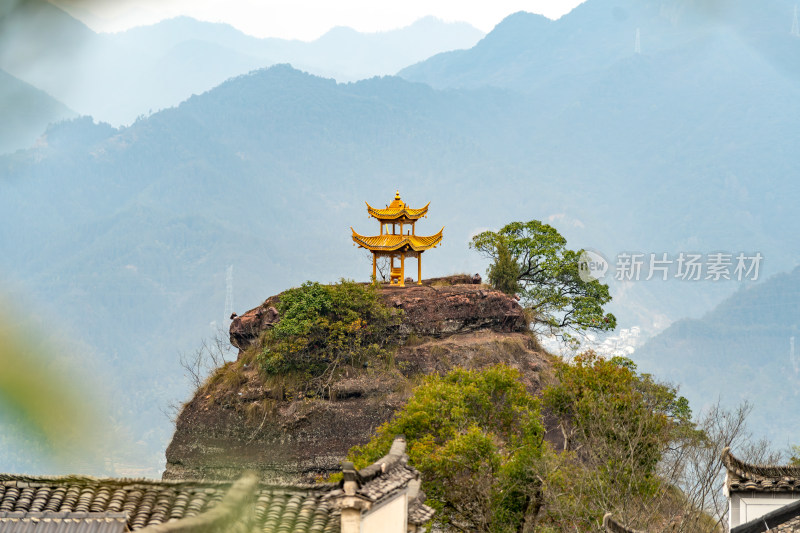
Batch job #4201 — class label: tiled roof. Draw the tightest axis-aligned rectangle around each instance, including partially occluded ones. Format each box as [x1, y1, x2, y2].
[0, 474, 339, 533]
[405, 480, 435, 525]
[1, 437, 434, 532]
[338, 437, 434, 527]
[723, 448, 800, 493]
[351, 227, 443, 252]
[365, 201, 430, 221]
[0, 511, 128, 532]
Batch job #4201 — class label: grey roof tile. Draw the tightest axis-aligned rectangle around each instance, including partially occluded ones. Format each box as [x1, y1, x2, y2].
[1, 437, 433, 532]
[0, 511, 128, 533]
[723, 447, 800, 494]
[341, 436, 434, 527]
[0, 476, 339, 533]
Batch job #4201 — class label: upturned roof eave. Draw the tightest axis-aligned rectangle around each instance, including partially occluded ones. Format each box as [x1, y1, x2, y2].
[723, 447, 800, 492]
[351, 227, 443, 252]
[365, 201, 430, 221]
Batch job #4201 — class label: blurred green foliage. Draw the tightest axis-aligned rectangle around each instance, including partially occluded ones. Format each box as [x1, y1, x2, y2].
[0, 303, 100, 469]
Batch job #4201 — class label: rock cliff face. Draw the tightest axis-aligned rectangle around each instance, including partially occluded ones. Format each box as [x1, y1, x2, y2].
[164, 277, 553, 482]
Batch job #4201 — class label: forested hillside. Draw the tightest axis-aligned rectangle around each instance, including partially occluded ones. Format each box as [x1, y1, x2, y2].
[635, 266, 800, 447]
[400, 0, 800, 90]
[0, 1, 482, 126]
[0, 69, 75, 154]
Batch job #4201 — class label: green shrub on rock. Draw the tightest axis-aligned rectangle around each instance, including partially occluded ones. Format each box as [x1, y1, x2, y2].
[257, 280, 402, 391]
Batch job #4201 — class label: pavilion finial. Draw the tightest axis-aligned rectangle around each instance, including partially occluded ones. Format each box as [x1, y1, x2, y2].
[395, 190, 401, 200]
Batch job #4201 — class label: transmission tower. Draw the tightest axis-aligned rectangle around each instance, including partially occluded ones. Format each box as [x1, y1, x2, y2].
[635, 28, 641, 54]
[224, 265, 234, 325]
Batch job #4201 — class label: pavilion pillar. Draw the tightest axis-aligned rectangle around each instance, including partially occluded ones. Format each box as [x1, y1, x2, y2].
[372, 254, 376, 280]
[400, 253, 405, 287]
[418, 254, 422, 285]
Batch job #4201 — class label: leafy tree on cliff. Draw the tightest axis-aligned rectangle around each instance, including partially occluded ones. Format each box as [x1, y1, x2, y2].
[346, 364, 545, 533]
[540, 351, 696, 529]
[486, 236, 521, 296]
[470, 220, 615, 337]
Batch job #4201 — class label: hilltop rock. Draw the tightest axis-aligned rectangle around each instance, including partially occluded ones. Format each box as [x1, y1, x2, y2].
[164, 278, 552, 482]
[229, 275, 524, 355]
[229, 304, 279, 354]
[385, 283, 525, 337]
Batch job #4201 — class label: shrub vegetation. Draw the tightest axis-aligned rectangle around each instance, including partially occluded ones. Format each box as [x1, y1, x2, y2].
[539, 351, 695, 528]
[257, 279, 402, 392]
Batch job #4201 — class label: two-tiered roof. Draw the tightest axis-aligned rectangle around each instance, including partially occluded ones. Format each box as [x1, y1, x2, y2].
[351, 192, 442, 286]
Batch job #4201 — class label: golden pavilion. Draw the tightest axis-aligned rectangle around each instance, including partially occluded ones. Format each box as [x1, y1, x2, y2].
[352, 191, 443, 286]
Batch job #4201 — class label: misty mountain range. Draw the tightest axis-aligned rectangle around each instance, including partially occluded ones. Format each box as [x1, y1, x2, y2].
[2, 0, 800, 473]
[0, 68, 76, 154]
[0, 1, 483, 130]
[636, 266, 800, 449]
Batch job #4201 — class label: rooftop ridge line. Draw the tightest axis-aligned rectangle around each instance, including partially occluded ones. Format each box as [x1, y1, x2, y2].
[723, 447, 800, 479]
[0, 473, 338, 492]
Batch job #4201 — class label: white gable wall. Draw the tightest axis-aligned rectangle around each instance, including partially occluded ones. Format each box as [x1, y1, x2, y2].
[361, 490, 408, 533]
[729, 493, 800, 528]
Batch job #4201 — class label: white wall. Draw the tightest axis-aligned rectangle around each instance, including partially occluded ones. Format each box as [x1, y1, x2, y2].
[361, 492, 408, 533]
[729, 493, 800, 528]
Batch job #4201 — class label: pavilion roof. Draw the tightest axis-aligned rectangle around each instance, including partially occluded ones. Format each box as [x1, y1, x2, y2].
[351, 228, 443, 252]
[366, 191, 429, 221]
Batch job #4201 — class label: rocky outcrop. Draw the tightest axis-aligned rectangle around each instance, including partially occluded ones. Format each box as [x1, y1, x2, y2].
[229, 276, 524, 355]
[164, 278, 551, 482]
[229, 300, 279, 353]
[384, 283, 526, 338]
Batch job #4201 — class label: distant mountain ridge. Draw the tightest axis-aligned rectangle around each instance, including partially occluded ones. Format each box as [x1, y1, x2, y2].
[634, 266, 800, 448]
[399, 0, 800, 90]
[0, 1, 483, 126]
[0, 68, 75, 154]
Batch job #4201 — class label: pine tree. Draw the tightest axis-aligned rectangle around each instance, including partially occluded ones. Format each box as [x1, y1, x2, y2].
[488, 237, 521, 296]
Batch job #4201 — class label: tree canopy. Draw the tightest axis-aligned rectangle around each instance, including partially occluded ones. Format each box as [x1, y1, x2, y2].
[540, 352, 698, 529]
[346, 351, 775, 531]
[470, 220, 616, 337]
[347, 364, 545, 533]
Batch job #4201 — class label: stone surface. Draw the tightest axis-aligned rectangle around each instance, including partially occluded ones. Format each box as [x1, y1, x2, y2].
[383, 283, 526, 338]
[229, 300, 279, 355]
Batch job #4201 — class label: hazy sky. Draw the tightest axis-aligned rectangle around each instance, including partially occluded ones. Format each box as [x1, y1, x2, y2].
[54, 0, 587, 40]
